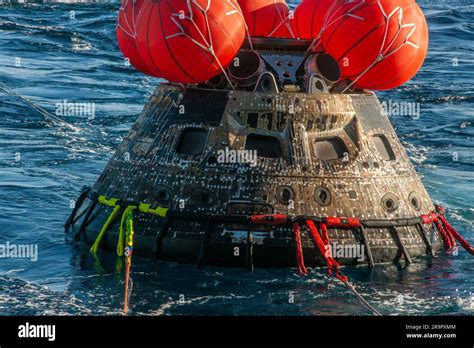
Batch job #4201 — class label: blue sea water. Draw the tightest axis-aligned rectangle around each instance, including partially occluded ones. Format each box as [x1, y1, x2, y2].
[0, 0, 473, 316]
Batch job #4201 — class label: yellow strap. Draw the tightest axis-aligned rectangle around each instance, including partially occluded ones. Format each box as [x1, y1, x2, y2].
[117, 205, 137, 256]
[96, 196, 168, 218]
[92, 196, 167, 256]
[90, 205, 121, 254]
[98, 195, 119, 208]
[126, 212, 135, 249]
[139, 203, 168, 218]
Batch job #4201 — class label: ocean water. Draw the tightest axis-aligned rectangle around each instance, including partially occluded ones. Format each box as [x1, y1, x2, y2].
[0, 0, 473, 316]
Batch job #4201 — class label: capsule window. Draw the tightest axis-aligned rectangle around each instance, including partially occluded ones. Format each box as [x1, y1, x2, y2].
[176, 128, 208, 155]
[313, 137, 348, 161]
[245, 134, 282, 158]
[247, 112, 259, 128]
[372, 134, 396, 161]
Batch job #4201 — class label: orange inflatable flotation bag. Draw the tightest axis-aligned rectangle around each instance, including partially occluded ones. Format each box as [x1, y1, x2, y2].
[238, 0, 293, 38]
[320, 0, 428, 90]
[135, 0, 246, 83]
[116, 0, 160, 76]
[292, 0, 331, 40]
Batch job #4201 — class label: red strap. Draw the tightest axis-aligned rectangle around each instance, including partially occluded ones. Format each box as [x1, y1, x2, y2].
[306, 220, 347, 282]
[320, 221, 330, 246]
[438, 215, 474, 255]
[434, 219, 455, 250]
[421, 212, 438, 224]
[325, 217, 361, 228]
[249, 214, 288, 225]
[446, 226, 457, 250]
[436, 205, 446, 215]
[306, 220, 329, 258]
[438, 215, 457, 249]
[292, 223, 308, 276]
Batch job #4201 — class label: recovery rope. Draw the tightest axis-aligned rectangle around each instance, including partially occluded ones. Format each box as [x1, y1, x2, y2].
[0, 81, 80, 131]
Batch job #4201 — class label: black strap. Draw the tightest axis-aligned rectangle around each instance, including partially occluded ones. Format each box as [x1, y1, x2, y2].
[246, 224, 254, 272]
[359, 226, 374, 268]
[150, 215, 174, 261]
[65, 186, 91, 233]
[197, 219, 213, 269]
[390, 226, 412, 264]
[416, 223, 433, 256]
[75, 200, 98, 242]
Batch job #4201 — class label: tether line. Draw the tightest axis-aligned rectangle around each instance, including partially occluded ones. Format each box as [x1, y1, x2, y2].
[0, 81, 80, 131]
